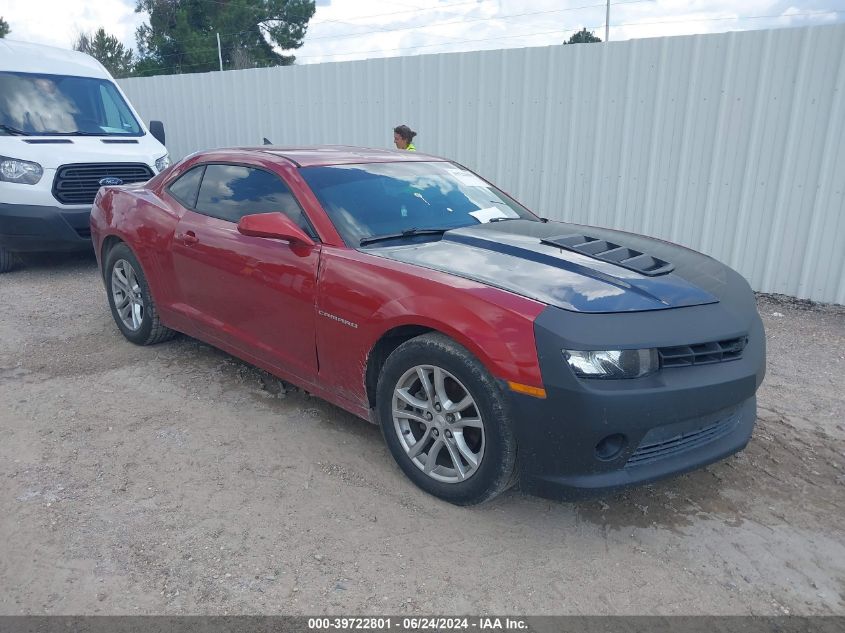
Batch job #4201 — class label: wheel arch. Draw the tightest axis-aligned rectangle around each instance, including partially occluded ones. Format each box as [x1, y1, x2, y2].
[365, 324, 436, 411]
[100, 234, 124, 282]
[362, 296, 544, 412]
[100, 235, 166, 305]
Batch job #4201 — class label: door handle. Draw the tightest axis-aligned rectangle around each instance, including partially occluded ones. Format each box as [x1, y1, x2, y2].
[177, 231, 199, 246]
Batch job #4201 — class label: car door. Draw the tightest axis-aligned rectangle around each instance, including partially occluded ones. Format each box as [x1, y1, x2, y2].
[168, 162, 320, 383]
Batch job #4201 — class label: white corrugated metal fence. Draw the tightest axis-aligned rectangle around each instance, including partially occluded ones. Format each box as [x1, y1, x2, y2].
[119, 24, 845, 304]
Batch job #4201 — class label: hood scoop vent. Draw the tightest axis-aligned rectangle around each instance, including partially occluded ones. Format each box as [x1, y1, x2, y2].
[101, 139, 139, 144]
[541, 234, 675, 277]
[23, 139, 73, 144]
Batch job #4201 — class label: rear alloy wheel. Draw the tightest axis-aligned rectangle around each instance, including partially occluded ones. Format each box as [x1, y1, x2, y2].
[377, 333, 517, 505]
[112, 258, 145, 331]
[104, 243, 175, 345]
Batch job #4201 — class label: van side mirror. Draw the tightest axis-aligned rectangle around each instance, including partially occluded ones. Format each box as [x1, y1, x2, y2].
[237, 212, 315, 247]
[149, 120, 166, 146]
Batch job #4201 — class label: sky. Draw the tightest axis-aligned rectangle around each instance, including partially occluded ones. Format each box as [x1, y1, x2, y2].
[1, 0, 843, 66]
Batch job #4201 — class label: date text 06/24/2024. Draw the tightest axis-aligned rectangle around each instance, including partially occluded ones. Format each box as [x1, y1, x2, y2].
[307, 617, 529, 630]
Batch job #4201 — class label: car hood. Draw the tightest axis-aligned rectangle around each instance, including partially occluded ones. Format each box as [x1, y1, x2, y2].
[364, 219, 734, 313]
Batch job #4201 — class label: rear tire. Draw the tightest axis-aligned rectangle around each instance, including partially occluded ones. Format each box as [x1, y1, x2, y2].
[104, 242, 175, 345]
[0, 247, 17, 273]
[376, 332, 518, 505]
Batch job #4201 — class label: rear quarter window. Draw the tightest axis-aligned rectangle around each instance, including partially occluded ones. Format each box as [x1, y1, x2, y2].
[167, 166, 205, 208]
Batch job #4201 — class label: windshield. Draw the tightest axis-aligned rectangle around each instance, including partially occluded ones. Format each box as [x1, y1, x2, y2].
[300, 161, 538, 246]
[0, 72, 142, 136]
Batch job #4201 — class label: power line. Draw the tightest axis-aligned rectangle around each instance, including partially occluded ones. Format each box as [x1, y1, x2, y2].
[311, 0, 486, 26]
[164, 0, 488, 26]
[135, 0, 651, 65]
[293, 9, 844, 60]
[131, 9, 842, 76]
[130, 0, 488, 69]
[304, 0, 654, 44]
[598, 9, 843, 33]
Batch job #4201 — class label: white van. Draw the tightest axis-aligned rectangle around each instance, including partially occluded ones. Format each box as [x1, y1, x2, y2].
[0, 39, 169, 272]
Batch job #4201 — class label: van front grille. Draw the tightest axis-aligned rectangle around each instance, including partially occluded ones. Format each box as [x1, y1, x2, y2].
[52, 163, 153, 205]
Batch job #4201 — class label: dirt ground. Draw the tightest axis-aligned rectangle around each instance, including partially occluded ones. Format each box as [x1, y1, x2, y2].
[0, 251, 843, 616]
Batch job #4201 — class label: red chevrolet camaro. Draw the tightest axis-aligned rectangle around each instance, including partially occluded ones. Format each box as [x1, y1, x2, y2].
[91, 146, 765, 505]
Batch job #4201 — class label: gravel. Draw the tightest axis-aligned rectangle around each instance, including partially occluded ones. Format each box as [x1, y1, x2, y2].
[0, 251, 843, 615]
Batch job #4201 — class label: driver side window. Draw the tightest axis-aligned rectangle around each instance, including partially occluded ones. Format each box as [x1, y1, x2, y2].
[194, 164, 314, 236]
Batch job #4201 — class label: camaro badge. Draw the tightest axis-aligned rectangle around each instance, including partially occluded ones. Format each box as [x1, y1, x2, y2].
[318, 310, 358, 328]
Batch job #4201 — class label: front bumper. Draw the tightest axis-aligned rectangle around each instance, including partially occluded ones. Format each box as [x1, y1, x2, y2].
[510, 299, 766, 500]
[0, 202, 92, 253]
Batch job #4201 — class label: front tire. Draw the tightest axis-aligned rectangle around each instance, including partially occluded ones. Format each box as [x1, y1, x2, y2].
[376, 333, 517, 505]
[104, 242, 175, 346]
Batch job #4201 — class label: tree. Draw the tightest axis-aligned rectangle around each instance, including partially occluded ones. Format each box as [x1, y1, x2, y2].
[231, 46, 256, 70]
[0, 17, 11, 38]
[565, 28, 602, 44]
[73, 28, 135, 78]
[134, 0, 316, 77]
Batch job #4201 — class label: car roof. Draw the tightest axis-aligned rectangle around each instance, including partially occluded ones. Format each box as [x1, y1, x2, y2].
[0, 39, 112, 79]
[236, 145, 447, 167]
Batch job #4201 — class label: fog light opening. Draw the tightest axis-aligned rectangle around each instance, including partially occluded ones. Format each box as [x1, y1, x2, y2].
[595, 434, 627, 461]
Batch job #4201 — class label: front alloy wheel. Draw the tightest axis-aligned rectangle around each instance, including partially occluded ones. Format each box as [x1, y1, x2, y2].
[392, 365, 485, 483]
[377, 333, 518, 505]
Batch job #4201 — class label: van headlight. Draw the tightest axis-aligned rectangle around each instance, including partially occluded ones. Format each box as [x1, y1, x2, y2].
[564, 349, 659, 379]
[0, 156, 43, 185]
[155, 153, 171, 173]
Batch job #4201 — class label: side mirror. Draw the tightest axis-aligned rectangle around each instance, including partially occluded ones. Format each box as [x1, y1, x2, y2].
[149, 120, 166, 146]
[237, 212, 315, 247]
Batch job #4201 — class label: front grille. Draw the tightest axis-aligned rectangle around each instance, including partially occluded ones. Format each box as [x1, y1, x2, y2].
[659, 337, 747, 368]
[625, 413, 740, 467]
[52, 163, 153, 205]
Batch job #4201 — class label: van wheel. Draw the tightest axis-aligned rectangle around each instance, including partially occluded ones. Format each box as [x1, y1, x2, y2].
[376, 333, 518, 505]
[0, 247, 17, 273]
[104, 243, 175, 345]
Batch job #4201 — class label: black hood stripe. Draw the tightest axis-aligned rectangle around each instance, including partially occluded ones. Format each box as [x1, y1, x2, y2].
[442, 232, 668, 306]
[364, 220, 721, 313]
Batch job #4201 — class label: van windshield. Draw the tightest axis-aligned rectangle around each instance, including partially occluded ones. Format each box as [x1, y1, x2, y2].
[0, 72, 142, 136]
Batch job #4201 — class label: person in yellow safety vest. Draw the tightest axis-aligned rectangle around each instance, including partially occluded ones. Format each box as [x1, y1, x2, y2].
[393, 124, 417, 151]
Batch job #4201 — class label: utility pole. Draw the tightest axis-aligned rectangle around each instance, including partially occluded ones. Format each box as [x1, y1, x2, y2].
[216, 32, 223, 71]
[605, 0, 610, 42]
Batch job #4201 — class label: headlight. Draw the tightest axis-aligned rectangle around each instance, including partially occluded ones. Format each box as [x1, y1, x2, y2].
[564, 348, 659, 379]
[155, 153, 171, 173]
[0, 156, 43, 184]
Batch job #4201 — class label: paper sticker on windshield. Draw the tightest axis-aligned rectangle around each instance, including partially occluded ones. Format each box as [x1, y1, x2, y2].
[447, 169, 488, 188]
[469, 207, 509, 223]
